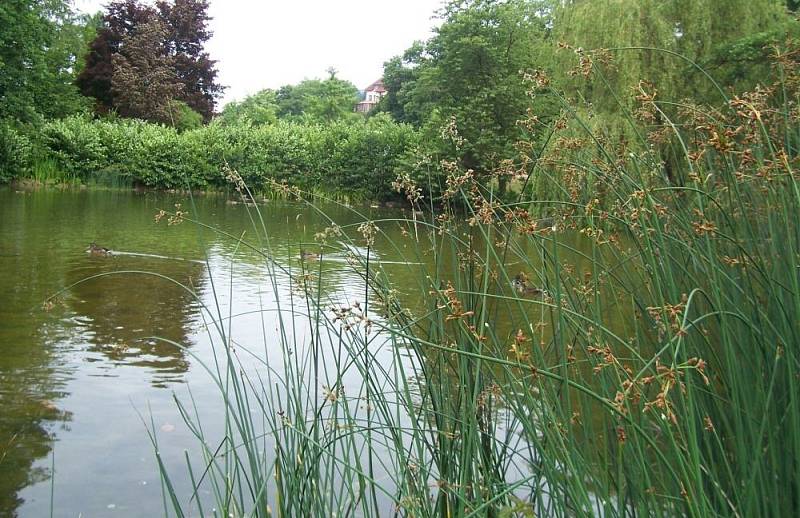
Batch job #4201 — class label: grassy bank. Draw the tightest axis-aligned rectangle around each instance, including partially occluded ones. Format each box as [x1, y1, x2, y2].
[1, 114, 420, 200]
[129, 59, 800, 517]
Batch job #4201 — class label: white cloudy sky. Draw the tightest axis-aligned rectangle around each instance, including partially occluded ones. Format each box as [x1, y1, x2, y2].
[73, 0, 443, 106]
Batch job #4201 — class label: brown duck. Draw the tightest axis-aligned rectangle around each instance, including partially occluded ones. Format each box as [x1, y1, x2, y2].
[512, 273, 548, 297]
[87, 242, 112, 257]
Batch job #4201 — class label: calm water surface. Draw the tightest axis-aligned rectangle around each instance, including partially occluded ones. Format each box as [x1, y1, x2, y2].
[0, 188, 425, 516]
[0, 188, 624, 516]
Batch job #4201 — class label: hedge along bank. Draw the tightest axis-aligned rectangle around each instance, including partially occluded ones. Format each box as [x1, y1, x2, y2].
[3, 114, 421, 199]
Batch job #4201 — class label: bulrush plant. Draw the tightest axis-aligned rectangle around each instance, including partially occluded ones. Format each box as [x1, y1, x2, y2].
[150, 46, 799, 517]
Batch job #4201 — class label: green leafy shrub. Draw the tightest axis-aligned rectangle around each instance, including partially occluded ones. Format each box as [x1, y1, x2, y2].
[317, 114, 421, 199]
[0, 121, 33, 182]
[168, 101, 204, 132]
[27, 116, 420, 197]
[40, 116, 108, 180]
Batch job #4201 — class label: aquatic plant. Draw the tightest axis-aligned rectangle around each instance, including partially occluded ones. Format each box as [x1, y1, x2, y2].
[139, 42, 800, 517]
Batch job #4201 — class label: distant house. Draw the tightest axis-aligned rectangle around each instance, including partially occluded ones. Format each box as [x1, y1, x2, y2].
[355, 79, 387, 113]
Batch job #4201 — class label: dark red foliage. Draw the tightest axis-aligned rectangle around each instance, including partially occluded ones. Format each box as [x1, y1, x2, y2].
[105, 0, 157, 44]
[76, 28, 116, 113]
[157, 0, 222, 121]
[76, 0, 222, 121]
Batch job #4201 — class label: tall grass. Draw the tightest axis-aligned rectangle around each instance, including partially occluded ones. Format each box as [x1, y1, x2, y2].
[146, 52, 800, 517]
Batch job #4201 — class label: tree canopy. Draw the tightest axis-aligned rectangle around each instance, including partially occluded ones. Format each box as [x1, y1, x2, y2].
[372, 0, 798, 194]
[550, 0, 792, 112]
[218, 70, 360, 126]
[377, 0, 558, 193]
[111, 17, 185, 124]
[77, 0, 222, 123]
[276, 70, 361, 123]
[3, 0, 799, 195]
[0, 1, 96, 122]
[218, 89, 279, 126]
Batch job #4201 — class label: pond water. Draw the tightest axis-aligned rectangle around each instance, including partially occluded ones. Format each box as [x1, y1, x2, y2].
[0, 188, 412, 516]
[0, 188, 625, 516]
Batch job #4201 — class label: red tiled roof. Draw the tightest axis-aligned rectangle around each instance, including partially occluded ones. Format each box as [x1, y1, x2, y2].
[365, 79, 387, 93]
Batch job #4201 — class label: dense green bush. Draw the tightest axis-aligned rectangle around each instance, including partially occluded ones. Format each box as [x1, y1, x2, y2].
[0, 121, 33, 183]
[317, 114, 421, 198]
[169, 101, 205, 133]
[25, 115, 420, 198]
[40, 116, 108, 179]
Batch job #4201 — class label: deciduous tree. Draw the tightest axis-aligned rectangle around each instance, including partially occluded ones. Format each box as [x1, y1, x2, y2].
[77, 0, 155, 114]
[1, 0, 94, 121]
[274, 71, 360, 123]
[550, 0, 794, 184]
[111, 18, 184, 124]
[156, 0, 222, 120]
[384, 0, 556, 194]
[218, 89, 279, 126]
[77, 0, 221, 121]
[551, 0, 791, 113]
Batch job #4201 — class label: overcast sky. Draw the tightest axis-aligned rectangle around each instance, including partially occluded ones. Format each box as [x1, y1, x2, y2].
[73, 0, 443, 106]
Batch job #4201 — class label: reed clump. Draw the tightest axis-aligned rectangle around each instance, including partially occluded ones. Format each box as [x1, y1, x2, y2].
[151, 44, 800, 517]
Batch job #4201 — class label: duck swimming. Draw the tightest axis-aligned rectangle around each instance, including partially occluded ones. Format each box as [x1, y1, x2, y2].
[300, 250, 319, 260]
[87, 242, 112, 257]
[512, 273, 548, 297]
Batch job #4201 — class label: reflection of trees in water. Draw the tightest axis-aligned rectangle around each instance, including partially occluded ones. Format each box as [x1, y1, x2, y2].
[0, 189, 210, 516]
[68, 255, 206, 387]
[0, 259, 74, 516]
[0, 191, 79, 516]
[0, 387, 72, 515]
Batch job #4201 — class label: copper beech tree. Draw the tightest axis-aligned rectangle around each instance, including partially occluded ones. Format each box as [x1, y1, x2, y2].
[111, 18, 184, 124]
[77, 0, 222, 123]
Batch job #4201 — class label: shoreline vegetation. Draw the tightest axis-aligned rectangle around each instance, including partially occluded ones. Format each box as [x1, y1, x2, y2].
[3, 1, 800, 205]
[1, 115, 421, 202]
[3, 0, 800, 515]
[142, 62, 800, 513]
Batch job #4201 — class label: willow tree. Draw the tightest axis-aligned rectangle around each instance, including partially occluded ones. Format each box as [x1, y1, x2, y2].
[552, 0, 791, 111]
[548, 0, 793, 183]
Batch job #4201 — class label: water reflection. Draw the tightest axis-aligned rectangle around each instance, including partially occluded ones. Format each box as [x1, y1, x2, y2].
[66, 254, 206, 387]
[0, 188, 635, 516]
[0, 362, 74, 515]
[0, 188, 214, 516]
[0, 192, 77, 516]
